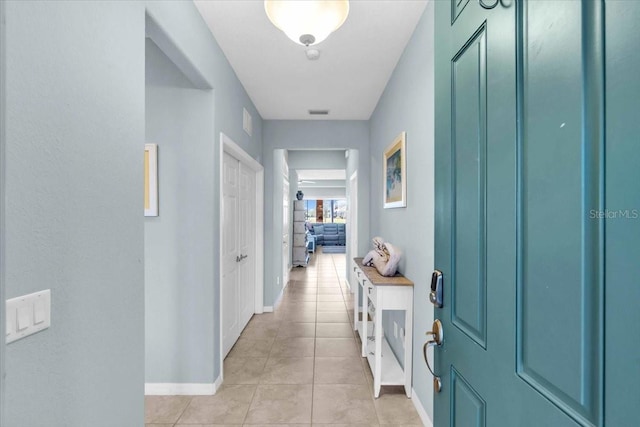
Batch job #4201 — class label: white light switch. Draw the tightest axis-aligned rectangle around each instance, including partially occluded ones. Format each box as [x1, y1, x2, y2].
[17, 306, 30, 331]
[34, 298, 45, 325]
[6, 289, 51, 344]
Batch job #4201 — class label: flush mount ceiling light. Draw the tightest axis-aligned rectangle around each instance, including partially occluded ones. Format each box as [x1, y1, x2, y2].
[264, 0, 350, 46]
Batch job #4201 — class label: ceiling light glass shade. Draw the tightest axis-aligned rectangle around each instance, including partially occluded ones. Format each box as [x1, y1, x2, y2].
[264, 0, 350, 46]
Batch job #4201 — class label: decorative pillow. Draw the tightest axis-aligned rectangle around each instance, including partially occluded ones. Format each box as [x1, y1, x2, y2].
[314, 225, 325, 235]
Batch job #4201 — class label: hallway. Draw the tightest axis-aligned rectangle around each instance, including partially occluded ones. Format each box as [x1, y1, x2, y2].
[145, 249, 422, 425]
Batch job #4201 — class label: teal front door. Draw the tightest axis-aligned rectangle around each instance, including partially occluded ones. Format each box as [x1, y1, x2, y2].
[434, 1, 639, 426]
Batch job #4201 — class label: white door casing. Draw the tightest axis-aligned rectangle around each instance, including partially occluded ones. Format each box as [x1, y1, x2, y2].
[238, 162, 255, 329]
[349, 171, 358, 293]
[282, 178, 290, 288]
[222, 152, 240, 357]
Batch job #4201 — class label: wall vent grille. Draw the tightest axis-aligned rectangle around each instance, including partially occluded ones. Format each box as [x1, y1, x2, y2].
[243, 108, 253, 136]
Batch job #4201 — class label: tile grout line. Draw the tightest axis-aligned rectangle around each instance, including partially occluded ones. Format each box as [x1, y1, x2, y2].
[310, 252, 319, 425]
[171, 395, 193, 427]
[157, 250, 417, 426]
[239, 280, 287, 426]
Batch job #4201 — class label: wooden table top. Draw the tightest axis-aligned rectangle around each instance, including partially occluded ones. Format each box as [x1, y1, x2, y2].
[354, 258, 414, 287]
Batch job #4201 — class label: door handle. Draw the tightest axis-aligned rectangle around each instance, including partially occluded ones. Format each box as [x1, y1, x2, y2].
[423, 319, 444, 393]
[236, 254, 248, 262]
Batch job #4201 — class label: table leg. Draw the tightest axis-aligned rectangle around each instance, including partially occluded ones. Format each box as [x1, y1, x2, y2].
[374, 297, 382, 398]
[404, 302, 413, 398]
[361, 285, 367, 357]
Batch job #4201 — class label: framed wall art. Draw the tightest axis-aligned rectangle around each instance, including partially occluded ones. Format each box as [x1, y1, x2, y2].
[383, 132, 406, 209]
[144, 143, 158, 217]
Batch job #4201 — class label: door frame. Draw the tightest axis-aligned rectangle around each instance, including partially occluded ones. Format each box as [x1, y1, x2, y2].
[282, 176, 290, 287]
[348, 170, 358, 293]
[219, 132, 264, 381]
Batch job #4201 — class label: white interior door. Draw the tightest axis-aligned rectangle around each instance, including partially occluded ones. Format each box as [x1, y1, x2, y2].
[282, 178, 290, 288]
[349, 171, 358, 292]
[238, 162, 255, 330]
[222, 152, 239, 357]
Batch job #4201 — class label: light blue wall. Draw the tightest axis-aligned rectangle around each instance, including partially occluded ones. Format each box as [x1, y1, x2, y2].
[4, 1, 263, 424]
[368, 1, 435, 420]
[145, 4, 263, 383]
[145, 2, 263, 158]
[144, 39, 215, 384]
[345, 148, 360, 295]
[4, 2, 145, 425]
[0, 0, 6, 421]
[288, 150, 347, 202]
[287, 150, 346, 170]
[262, 121, 370, 306]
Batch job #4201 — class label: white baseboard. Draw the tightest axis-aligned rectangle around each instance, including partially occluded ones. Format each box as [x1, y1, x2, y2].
[145, 375, 222, 396]
[412, 388, 433, 427]
[274, 289, 284, 310]
[263, 286, 285, 314]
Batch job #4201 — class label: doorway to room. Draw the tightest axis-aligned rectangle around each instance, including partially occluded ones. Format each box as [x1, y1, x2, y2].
[288, 158, 356, 295]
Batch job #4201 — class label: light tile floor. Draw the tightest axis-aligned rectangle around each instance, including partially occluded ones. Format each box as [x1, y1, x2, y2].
[145, 248, 423, 426]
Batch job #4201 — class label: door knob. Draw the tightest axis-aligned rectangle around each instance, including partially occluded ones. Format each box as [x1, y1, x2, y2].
[423, 319, 444, 393]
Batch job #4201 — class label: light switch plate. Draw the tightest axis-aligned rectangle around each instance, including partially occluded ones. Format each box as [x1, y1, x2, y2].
[6, 289, 51, 344]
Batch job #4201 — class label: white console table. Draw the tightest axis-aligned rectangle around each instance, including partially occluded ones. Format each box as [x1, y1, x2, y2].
[353, 258, 414, 398]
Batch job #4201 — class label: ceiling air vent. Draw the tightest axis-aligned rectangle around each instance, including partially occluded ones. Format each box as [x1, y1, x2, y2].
[308, 109, 329, 116]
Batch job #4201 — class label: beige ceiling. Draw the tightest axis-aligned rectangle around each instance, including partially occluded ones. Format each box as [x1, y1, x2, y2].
[193, 0, 428, 120]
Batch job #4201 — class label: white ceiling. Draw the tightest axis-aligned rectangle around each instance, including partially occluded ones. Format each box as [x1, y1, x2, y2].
[297, 169, 346, 180]
[193, 0, 428, 120]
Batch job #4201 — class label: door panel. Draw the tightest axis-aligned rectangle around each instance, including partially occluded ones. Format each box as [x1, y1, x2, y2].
[452, 0, 470, 24]
[517, 2, 601, 422]
[451, 23, 487, 348]
[434, 0, 612, 426]
[451, 368, 485, 427]
[435, 1, 515, 425]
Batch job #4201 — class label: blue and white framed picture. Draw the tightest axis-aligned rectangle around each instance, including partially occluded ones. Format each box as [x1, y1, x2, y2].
[383, 131, 407, 209]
